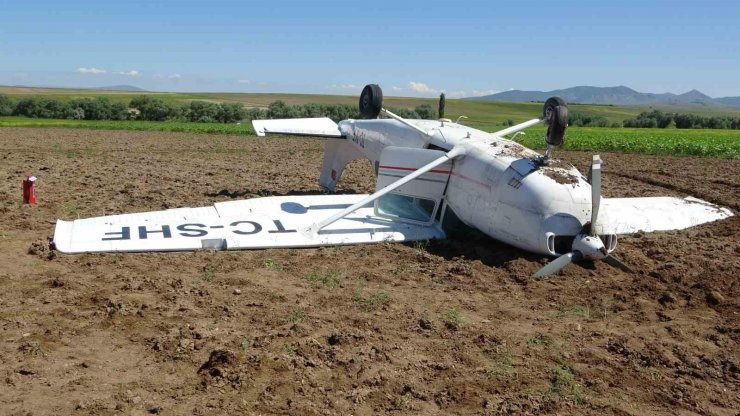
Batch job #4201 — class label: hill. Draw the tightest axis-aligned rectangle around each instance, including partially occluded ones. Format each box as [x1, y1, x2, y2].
[471, 85, 740, 108]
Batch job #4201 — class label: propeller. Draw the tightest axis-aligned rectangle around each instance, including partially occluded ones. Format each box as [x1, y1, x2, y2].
[589, 155, 601, 236]
[533, 252, 581, 278]
[533, 155, 631, 278]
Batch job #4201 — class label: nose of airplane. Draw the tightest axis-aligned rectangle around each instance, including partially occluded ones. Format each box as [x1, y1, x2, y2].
[571, 233, 608, 260]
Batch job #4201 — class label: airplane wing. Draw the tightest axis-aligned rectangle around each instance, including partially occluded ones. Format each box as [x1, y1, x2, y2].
[52, 194, 444, 254]
[252, 117, 343, 138]
[595, 196, 733, 235]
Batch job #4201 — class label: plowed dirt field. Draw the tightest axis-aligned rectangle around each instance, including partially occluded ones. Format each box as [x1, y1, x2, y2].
[1, 128, 738, 415]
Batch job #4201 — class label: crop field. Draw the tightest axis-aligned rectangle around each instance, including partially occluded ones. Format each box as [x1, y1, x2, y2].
[0, 116, 256, 136]
[516, 126, 740, 158]
[2, 115, 739, 158]
[0, 127, 737, 415]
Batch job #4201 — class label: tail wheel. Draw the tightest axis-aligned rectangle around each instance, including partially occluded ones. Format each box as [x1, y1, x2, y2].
[359, 84, 383, 119]
[543, 96, 568, 146]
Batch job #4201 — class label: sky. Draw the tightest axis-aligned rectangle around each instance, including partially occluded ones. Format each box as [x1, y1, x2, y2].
[1, 0, 739, 97]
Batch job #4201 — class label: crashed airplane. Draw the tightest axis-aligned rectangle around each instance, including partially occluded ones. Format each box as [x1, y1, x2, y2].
[53, 84, 733, 276]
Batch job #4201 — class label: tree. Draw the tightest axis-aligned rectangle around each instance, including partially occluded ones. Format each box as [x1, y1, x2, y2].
[438, 93, 446, 119]
[130, 95, 180, 121]
[14, 98, 43, 118]
[219, 103, 246, 123]
[187, 100, 221, 122]
[267, 100, 300, 119]
[0, 95, 13, 116]
[414, 104, 436, 119]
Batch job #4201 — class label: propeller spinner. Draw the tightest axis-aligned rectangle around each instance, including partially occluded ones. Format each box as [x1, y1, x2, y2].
[533, 155, 631, 278]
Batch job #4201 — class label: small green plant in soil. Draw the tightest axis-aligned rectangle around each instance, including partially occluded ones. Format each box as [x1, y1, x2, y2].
[442, 307, 465, 329]
[354, 289, 390, 311]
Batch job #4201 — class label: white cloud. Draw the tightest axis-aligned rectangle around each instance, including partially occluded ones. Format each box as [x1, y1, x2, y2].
[392, 81, 443, 96]
[329, 84, 360, 90]
[446, 90, 468, 99]
[408, 81, 438, 94]
[115, 70, 141, 77]
[237, 79, 250, 84]
[470, 89, 498, 97]
[168, 73, 182, 79]
[77, 67, 106, 74]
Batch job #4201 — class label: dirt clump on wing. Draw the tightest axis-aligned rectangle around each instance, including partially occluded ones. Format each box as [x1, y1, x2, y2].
[0, 127, 738, 415]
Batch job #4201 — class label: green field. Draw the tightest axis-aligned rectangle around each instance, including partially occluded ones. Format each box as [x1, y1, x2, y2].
[0, 116, 255, 135]
[2, 116, 737, 158]
[518, 126, 739, 158]
[1, 86, 738, 158]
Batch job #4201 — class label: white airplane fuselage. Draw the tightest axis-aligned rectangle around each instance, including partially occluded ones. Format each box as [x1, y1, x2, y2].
[336, 119, 598, 256]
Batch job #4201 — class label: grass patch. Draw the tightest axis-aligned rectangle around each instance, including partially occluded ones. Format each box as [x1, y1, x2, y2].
[306, 269, 343, 290]
[557, 305, 590, 318]
[18, 341, 45, 357]
[393, 262, 410, 275]
[549, 365, 583, 404]
[411, 239, 430, 251]
[528, 333, 553, 346]
[268, 288, 285, 302]
[354, 289, 390, 311]
[59, 200, 79, 217]
[285, 308, 305, 323]
[239, 337, 250, 355]
[201, 260, 220, 281]
[486, 349, 516, 382]
[280, 343, 296, 355]
[442, 307, 465, 330]
[264, 257, 280, 270]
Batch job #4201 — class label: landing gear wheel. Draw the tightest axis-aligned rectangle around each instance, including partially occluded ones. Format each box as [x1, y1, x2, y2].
[543, 96, 568, 146]
[359, 84, 383, 119]
[542, 96, 566, 119]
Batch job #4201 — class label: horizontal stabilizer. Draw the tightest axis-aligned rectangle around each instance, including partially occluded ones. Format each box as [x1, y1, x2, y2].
[595, 196, 733, 235]
[252, 117, 343, 137]
[53, 195, 444, 254]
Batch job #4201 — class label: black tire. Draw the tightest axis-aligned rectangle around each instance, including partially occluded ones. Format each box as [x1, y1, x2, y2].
[545, 104, 568, 146]
[542, 96, 567, 120]
[359, 84, 383, 119]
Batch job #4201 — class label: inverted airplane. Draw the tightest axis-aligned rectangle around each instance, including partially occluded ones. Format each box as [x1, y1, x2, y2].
[53, 84, 733, 276]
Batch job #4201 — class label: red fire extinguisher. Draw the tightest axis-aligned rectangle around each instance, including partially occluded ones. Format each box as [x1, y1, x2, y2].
[22, 172, 37, 205]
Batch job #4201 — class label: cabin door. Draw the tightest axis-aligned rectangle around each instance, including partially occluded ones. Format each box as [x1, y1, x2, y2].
[373, 146, 452, 225]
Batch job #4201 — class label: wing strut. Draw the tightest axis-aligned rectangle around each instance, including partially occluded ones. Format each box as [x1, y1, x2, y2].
[301, 145, 466, 237]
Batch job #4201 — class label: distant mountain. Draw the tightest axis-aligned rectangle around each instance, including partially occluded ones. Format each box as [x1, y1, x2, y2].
[470, 86, 740, 108]
[716, 96, 740, 107]
[92, 85, 147, 92]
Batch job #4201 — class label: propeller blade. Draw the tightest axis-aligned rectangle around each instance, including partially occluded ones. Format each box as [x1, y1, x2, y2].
[533, 252, 580, 278]
[590, 155, 602, 236]
[603, 255, 634, 273]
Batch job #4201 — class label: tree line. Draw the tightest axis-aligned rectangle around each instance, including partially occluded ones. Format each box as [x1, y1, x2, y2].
[0, 94, 438, 123]
[622, 110, 740, 129]
[3, 94, 737, 129]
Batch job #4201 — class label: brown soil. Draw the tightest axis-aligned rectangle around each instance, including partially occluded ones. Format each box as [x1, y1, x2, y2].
[0, 128, 738, 415]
